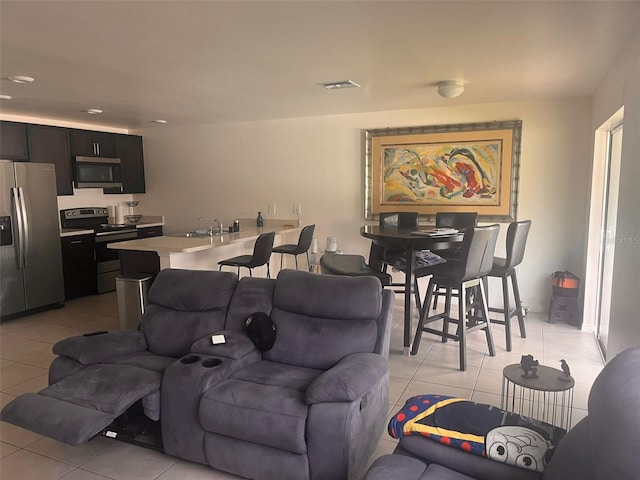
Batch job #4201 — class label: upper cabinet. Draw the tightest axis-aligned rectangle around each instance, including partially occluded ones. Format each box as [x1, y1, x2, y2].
[2, 122, 146, 196]
[0, 121, 29, 161]
[103, 134, 146, 194]
[27, 125, 73, 196]
[70, 129, 117, 158]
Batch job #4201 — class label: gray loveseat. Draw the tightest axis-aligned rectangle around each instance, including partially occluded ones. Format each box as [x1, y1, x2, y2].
[363, 346, 640, 480]
[2, 268, 394, 480]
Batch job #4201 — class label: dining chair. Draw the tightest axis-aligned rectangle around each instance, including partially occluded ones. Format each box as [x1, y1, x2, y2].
[272, 224, 315, 270]
[379, 212, 419, 230]
[483, 219, 532, 351]
[435, 212, 478, 230]
[218, 231, 275, 278]
[411, 224, 500, 371]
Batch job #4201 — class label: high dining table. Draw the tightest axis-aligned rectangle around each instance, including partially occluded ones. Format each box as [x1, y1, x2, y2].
[360, 225, 463, 354]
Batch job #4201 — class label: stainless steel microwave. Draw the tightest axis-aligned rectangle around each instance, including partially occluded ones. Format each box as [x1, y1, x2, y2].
[74, 156, 123, 189]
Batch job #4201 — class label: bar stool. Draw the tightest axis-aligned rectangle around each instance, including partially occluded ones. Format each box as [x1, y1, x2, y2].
[272, 224, 315, 270]
[411, 224, 500, 371]
[379, 212, 419, 271]
[484, 219, 532, 351]
[427, 211, 479, 309]
[218, 231, 275, 278]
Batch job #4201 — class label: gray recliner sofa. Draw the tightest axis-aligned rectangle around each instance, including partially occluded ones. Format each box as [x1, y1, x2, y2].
[363, 346, 640, 480]
[2, 268, 394, 480]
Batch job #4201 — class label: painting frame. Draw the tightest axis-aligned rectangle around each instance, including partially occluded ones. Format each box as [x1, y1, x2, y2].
[364, 120, 522, 222]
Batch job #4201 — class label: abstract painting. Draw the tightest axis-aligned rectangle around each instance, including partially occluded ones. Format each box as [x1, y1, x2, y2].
[365, 121, 522, 221]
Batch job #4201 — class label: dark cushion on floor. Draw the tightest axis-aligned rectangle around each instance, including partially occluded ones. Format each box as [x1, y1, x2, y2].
[396, 436, 541, 480]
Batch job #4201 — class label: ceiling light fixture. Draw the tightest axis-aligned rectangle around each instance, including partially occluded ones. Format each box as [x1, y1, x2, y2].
[319, 80, 361, 90]
[8, 75, 35, 84]
[437, 80, 464, 99]
[152, 119, 167, 124]
[0, 94, 12, 100]
[83, 109, 103, 114]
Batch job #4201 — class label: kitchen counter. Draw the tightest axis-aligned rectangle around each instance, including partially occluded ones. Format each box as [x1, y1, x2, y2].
[108, 222, 301, 274]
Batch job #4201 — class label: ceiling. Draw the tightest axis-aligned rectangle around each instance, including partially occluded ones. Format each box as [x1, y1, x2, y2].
[1, 1, 639, 129]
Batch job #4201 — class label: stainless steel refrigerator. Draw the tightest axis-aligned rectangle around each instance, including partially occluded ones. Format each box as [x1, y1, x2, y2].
[1, 161, 64, 318]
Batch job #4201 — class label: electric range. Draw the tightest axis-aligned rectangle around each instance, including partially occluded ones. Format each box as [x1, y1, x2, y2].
[61, 208, 138, 293]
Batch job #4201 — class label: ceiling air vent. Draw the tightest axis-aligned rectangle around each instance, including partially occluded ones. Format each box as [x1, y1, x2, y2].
[319, 80, 361, 90]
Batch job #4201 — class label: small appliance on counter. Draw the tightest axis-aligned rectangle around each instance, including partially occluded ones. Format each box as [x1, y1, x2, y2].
[115, 204, 125, 224]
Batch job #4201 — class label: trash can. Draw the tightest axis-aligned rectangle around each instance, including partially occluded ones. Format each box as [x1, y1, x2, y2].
[116, 274, 153, 330]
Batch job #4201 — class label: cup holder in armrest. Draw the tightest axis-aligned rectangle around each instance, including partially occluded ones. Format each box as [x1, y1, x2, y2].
[201, 358, 223, 368]
[180, 355, 201, 365]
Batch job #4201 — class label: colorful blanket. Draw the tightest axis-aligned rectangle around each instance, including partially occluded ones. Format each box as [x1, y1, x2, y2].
[388, 395, 566, 473]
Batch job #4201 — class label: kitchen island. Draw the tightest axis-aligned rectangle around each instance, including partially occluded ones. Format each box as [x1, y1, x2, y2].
[108, 222, 302, 277]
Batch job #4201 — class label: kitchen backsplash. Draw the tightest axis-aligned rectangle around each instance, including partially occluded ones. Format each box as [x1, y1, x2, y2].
[57, 187, 137, 211]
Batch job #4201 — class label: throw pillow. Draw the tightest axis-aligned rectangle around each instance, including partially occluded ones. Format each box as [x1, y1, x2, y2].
[245, 312, 277, 351]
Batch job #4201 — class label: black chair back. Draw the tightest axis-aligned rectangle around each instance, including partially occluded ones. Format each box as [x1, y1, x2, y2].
[460, 224, 500, 281]
[292, 224, 315, 255]
[504, 220, 531, 269]
[249, 231, 275, 267]
[436, 212, 478, 229]
[380, 212, 419, 229]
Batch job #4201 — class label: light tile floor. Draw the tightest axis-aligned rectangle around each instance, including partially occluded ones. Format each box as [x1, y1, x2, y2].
[0, 292, 604, 479]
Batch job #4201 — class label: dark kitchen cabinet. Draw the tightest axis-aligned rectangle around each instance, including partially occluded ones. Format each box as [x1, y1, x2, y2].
[27, 125, 74, 195]
[70, 129, 117, 158]
[137, 225, 163, 238]
[61, 234, 97, 299]
[0, 121, 29, 161]
[104, 134, 146, 194]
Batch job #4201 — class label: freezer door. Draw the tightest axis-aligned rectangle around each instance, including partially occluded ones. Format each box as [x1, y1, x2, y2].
[14, 163, 64, 310]
[0, 161, 26, 316]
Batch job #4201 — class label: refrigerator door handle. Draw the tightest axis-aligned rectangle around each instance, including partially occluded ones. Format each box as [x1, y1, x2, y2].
[19, 187, 29, 268]
[11, 187, 26, 269]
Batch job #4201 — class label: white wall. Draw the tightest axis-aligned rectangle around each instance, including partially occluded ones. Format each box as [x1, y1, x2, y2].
[135, 98, 593, 312]
[590, 24, 640, 358]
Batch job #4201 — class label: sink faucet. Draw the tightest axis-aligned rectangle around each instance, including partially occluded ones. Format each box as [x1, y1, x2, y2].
[214, 218, 225, 233]
[198, 216, 215, 235]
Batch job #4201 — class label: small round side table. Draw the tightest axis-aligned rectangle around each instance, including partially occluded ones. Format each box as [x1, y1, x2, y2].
[501, 363, 574, 430]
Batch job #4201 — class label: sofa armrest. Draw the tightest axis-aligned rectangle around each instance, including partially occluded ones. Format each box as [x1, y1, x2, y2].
[306, 353, 388, 404]
[190, 330, 258, 360]
[53, 330, 147, 365]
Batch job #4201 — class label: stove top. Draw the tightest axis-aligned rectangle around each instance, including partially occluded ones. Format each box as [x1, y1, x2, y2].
[61, 207, 136, 234]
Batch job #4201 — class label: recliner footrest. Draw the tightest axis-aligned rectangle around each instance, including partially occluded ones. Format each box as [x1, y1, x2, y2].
[1, 364, 162, 446]
[1, 393, 115, 446]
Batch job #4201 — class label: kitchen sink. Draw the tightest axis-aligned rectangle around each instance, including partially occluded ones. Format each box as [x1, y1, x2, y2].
[177, 230, 225, 238]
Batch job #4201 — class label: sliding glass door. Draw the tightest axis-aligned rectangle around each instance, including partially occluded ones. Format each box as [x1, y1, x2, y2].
[595, 123, 623, 357]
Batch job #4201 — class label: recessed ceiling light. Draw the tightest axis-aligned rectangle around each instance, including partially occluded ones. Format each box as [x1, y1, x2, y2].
[152, 119, 167, 124]
[0, 94, 12, 100]
[8, 75, 35, 84]
[319, 80, 361, 90]
[83, 109, 103, 115]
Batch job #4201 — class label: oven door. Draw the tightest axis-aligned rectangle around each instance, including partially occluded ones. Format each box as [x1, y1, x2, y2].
[95, 230, 137, 293]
